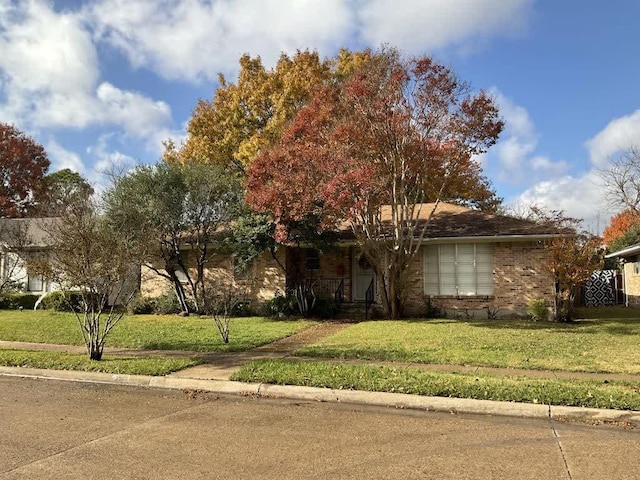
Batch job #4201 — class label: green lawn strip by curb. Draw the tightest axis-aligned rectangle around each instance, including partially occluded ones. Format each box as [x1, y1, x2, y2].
[0, 349, 202, 376]
[0, 312, 313, 352]
[232, 359, 640, 411]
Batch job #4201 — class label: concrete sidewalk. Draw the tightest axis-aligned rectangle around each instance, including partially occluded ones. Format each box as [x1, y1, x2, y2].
[2, 321, 640, 427]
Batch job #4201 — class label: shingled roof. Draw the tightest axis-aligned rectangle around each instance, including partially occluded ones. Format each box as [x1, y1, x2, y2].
[340, 202, 564, 240]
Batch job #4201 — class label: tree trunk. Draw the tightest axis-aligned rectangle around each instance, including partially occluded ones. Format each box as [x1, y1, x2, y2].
[172, 277, 190, 314]
[382, 269, 404, 320]
[87, 335, 103, 360]
[89, 348, 103, 361]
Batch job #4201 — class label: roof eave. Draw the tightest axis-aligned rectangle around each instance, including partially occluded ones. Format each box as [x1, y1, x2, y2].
[337, 233, 563, 245]
[605, 244, 640, 258]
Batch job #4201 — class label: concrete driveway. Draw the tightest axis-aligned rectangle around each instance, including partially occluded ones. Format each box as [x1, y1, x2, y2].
[1, 376, 639, 480]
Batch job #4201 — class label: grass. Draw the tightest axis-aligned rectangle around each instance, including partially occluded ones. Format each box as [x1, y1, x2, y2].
[0, 310, 313, 352]
[297, 308, 640, 374]
[233, 359, 640, 411]
[0, 349, 202, 375]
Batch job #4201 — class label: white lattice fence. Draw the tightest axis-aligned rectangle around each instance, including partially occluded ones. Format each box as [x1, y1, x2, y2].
[584, 270, 617, 306]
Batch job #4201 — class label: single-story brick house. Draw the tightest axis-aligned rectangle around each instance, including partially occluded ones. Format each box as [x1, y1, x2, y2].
[141, 202, 562, 318]
[605, 243, 640, 307]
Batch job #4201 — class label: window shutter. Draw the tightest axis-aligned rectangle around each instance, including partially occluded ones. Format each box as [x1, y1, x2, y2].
[439, 245, 456, 295]
[475, 244, 493, 295]
[456, 244, 476, 295]
[424, 246, 440, 295]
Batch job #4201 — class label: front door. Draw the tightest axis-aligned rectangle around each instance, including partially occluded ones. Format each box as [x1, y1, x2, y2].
[352, 248, 375, 301]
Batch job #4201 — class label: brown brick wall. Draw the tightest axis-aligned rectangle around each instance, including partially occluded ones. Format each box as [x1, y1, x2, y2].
[402, 241, 554, 318]
[140, 241, 556, 318]
[140, 249, 286, 310]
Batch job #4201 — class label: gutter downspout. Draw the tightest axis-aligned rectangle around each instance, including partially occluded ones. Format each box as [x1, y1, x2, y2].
[623, 264, 628, 307]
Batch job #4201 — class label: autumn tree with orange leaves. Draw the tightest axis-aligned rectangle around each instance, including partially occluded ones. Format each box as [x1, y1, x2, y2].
[247, 48, 503, 318]
[603, 209, 640, 253]
[0, 123, 50, 217]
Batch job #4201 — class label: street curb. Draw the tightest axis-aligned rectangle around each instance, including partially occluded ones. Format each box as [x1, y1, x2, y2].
[2, 366, 639, 425]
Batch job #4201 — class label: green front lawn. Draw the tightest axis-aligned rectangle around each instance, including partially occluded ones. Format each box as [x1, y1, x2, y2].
[0, 349, 202, 375]
[233, 359, 640, 411]
[297, 309, 640, 374]
[0, 311, 313, 352]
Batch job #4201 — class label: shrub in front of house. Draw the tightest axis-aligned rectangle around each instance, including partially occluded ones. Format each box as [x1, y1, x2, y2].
[0, 293, 41, 310]
[527, 298, 550, 321]
[153, 291, 187, 315]
[310, 297, 340, 319]
[264, 290, 299, 317]
[127, 294, 157, 315]
[41, 291, 84, 312]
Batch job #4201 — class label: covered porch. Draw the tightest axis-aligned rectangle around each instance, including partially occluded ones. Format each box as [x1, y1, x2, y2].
[284, 246, 378, 318]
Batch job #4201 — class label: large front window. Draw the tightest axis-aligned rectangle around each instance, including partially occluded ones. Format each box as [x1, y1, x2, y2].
[424, 244, 493, 296]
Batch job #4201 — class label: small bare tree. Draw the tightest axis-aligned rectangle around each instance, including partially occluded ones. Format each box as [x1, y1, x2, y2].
[204, 271, 248, 344]
[36, 200, 141, 360]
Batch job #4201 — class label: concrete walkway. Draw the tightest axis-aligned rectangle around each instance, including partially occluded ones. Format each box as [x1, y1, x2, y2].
[2, 321, 640, 426]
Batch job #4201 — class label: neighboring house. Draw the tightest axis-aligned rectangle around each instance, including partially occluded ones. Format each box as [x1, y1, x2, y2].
[0, 218, 139, 305]
[605, 244, 640, 307]
[141, 203, 563, 318]
[0, 218, 58, 295]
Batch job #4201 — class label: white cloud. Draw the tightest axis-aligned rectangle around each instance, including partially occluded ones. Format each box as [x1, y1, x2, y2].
[0, 0, 175, 148]
[513, 108, 640, 234]
[95, 82, 172, 148]
[88, 0, 356, 81]
[490, 89, 569, 182]
[585, 109, 640, 167]
[357, 0, 532, 55]
[46, 139, 88, 174]
[87, 0, 533, 83]
[514, 171, 611, 235]
[0, 0, 98, 128]
[530, 155, 569, 175]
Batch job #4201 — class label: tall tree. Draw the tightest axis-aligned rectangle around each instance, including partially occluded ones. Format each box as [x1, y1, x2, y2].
[38, 168, 94, 216]
[247, 48, 503, 318]
[0, 123, 50, 217]
[104, 161, 242, 314]
[600, 146, 640, 214]
[164, 49, 371, 173]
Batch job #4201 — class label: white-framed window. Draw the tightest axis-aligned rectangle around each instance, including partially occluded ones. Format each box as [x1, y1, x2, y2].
[27, 274, 44, 292]
[424, 244, 493, 296]
[633, 262, 640, 275]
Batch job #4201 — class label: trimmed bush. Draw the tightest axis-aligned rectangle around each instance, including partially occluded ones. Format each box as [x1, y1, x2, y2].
[264, 291, 298, 317]
[0, 293, 41, 310]
[153, 291, 190, 315]
[41, 291, 84, 312]
[127, 294, 156, 315]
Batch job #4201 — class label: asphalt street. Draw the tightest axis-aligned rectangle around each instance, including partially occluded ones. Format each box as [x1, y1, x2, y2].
[1, 376, 639, 479]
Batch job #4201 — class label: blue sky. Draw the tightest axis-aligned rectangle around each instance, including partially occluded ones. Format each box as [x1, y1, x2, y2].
[2, 0, 639, 232]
